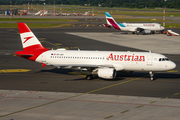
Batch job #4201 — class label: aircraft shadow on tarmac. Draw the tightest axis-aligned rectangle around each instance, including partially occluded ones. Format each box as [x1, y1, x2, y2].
[119, 72, 180, 80]
[37, 67, 180, 81]
[38, 68, 125, 81]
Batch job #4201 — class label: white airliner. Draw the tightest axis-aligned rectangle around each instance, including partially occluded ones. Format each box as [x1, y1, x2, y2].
[103, 12, 165, 34]
[15, 23, 176, 80]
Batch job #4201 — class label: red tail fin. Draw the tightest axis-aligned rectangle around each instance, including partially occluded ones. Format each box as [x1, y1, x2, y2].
[16, 23, 49, 61]
[17, 23, 48, 51]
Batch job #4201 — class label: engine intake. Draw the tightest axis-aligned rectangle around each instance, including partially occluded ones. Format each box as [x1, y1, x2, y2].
[143, 29, 151, 34]
[98, 68, 116, 79]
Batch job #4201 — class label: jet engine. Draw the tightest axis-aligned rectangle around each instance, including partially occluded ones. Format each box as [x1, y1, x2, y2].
[97, 68, 116, 79]
[103, 24, 111, 28]
[143, 29, 151, 34]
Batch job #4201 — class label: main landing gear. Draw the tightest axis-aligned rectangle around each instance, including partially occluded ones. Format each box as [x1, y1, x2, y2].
[86, 75, 93, 80]
[149, 71, 155, 81]
[86, 71, 94, 80]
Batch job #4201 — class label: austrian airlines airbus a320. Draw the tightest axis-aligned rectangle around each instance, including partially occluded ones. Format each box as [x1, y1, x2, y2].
[15, 23, 176, 80]
[103, 12, 165, 34]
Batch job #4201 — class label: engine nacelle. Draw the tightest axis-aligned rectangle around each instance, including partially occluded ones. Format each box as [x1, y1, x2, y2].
[143, 29, 151, 34]
[103, 24, 111, 28]
[97, 68, 116, 79]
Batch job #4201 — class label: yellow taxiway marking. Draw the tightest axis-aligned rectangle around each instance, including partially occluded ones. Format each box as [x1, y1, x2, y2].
[7, 29, 16, 31]
[162, 96, 169, 100]
[39, 40, 44, 43]
[0, 75, 146, 118]
[68, 71, 88, 77]
[104, 115, 114, 119]
[0, 69, 31, 73]
[121, 110, 130, 114]
[174, 93, 180, 96]
[150, 101, 156, 104]
[38, 38, 58, 46]
[136, 105, 144, 108]
[166, 70, 178, 73]
[38, 38, 46, 40]
[161, 92, 180, 100]
[55, 43, 62, 45]
[38, 38, 79, 50]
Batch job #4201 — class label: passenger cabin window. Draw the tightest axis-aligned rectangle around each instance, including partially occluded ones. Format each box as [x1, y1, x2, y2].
[50, 55, 104, 60]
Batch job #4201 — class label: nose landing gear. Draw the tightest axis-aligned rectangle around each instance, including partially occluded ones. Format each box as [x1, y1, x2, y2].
[149, 71, 155, 81]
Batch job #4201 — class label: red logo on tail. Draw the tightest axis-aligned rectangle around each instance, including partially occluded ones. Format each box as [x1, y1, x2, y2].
[23, 36, 33, 43]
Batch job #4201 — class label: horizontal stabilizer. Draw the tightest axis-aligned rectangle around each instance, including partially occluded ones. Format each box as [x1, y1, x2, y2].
[15, 51, 33, 56]
[103, 24, 111, 28]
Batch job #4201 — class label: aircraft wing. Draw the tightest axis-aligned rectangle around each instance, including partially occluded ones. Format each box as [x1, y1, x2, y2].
[136, 27, 144, 32]
[52, 64, 114, 68]
[50, 63, 124, 71]
[136, 27, 152, 34]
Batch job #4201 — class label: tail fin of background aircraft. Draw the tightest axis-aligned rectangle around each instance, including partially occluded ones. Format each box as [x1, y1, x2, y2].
[105, 12, 127, 30]
[105, 12, 121, 30]
[17, 23, 47, 51]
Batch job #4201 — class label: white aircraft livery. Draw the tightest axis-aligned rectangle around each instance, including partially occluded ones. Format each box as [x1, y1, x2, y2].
[103, 12, 165, 34]
[15, 23, 176, 80]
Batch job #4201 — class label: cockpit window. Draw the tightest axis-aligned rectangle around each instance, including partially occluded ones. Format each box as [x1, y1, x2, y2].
[159, 58, 169, 61]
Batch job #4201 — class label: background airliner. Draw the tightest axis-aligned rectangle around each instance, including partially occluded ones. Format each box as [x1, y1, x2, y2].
[15, 23, 175, 80]
[103, 12, 165, 34]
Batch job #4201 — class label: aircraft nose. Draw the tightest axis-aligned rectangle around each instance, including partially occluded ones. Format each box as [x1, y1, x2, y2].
[169, 61, 176, 70]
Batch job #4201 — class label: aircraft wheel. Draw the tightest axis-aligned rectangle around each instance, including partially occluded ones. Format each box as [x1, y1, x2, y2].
[86, 75, 93, 80]
[149, 71, 154, 81]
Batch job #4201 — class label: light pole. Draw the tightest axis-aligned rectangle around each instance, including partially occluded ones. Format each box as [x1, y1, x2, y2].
[44, 3, 45, 13]
[54, 1, 55, 16]
[28, 0, 29, 14]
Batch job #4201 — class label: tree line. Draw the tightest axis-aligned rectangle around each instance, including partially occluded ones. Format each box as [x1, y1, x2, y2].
[1, 0, 180, 9]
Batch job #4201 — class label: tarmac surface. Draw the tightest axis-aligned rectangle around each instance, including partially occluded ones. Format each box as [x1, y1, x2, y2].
[0, 26, 180, 119]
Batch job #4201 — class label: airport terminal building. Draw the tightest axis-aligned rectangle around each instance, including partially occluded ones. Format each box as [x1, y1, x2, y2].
[0, 8, 18, 15]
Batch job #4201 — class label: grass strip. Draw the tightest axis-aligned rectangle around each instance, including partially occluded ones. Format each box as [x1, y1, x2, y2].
[0, 18, 78, 22]
[162, 23, 180, 28]
[115, 18, 174, 22]
[0, 23, 74, 28]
